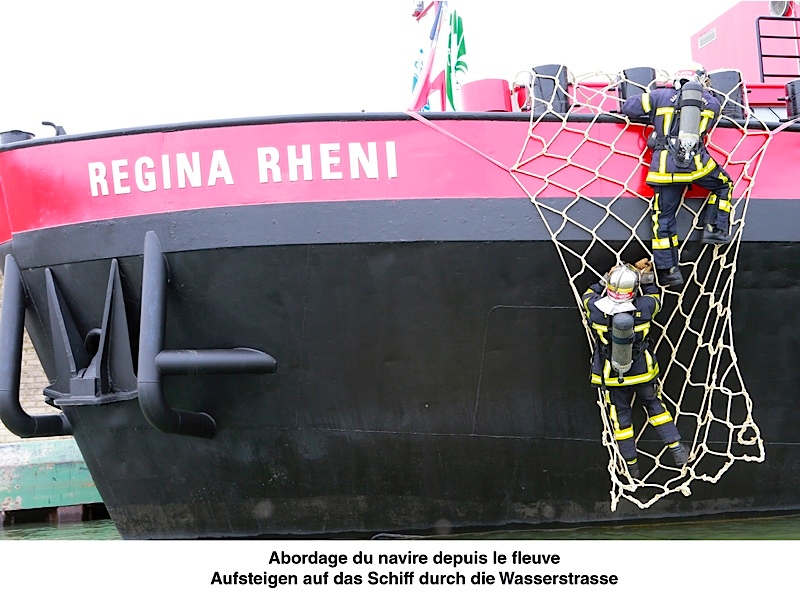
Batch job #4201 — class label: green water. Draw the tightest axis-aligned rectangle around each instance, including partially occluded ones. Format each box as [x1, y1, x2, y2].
[0, 518, 122, 540]
[1, 514, 800, 540]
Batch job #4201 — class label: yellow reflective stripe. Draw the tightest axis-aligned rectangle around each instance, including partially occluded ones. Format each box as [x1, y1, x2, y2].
[662, 111, 673, 136]
[718, 178, 733, 213]
[592, 369, 659, 386]
[694, 154, 703, 171]
[671, 235, 679, 247]
[591, 359, 659, 386]
[699, 109, 714, 133]
[646, 172, 670, 184]
[592, 323, 608, 344]
[649, 411, 674, 426]
[583, 290, 592, 315]
[670, 162, 716, 181]
[615, 426, 634, 441]
[641, 92, 651, 113]
[658, 149, 668, 174]
[634, 323, 650, 338]
[645, 294, 661, 317]
[707, 193, 717, 205]
[646, 156, 718, 184]
[652, 236, 672, 250]
[655, 107, 674, 116]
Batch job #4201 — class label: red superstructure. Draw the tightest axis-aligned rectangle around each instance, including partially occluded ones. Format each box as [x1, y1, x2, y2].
[693, 0, 800, 84]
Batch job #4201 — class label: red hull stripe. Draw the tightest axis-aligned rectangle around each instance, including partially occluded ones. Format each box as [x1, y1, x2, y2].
[0, 118, 797, 245]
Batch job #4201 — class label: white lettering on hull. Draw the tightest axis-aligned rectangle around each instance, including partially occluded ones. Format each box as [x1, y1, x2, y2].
[89, 150, 235, 197]
[255, 141, 398, 184]
[89, 141, 398, 196]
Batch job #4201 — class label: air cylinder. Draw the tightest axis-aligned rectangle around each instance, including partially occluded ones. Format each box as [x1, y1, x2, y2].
[678, 81, 703, 159]
[610, 312, 635, 382]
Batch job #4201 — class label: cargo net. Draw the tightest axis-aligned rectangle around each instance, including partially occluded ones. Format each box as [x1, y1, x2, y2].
[512, 67, 775, 511]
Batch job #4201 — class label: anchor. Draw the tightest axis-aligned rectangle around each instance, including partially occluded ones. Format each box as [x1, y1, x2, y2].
[0, 231, 277, 439]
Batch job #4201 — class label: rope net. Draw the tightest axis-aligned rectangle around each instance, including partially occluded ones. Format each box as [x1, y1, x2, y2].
[511, 67, 770, 511]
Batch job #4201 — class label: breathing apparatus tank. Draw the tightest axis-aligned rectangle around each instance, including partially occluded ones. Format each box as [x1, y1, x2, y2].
[675, 81, 704, 166]
[610, 312, 635, 383]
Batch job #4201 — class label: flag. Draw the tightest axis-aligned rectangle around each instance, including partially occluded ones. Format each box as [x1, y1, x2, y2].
[412, 48, 431, 111]
[408, 2, 446, 111]
[445, 9, 467, 110]
[408, 2, 466, 112]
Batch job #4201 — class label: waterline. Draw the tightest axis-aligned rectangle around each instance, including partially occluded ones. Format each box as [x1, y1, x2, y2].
[2, 513, 799, 540]
[0, 518, 121, 540]
[424, 513, 800, 540]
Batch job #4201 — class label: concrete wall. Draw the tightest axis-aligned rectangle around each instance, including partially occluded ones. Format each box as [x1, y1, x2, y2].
[0, 274, 63, 445]
[0, 439, 103, 511]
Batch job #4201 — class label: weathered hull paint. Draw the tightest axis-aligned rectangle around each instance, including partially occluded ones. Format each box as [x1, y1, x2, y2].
[1, 114, 798, 538]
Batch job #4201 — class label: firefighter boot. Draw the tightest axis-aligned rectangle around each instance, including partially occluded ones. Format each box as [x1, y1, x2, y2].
[701, 223, 731, 245]
[626, 458, 640, 480]
[668, 442, 689, 468]
[657, 267, 684, 288]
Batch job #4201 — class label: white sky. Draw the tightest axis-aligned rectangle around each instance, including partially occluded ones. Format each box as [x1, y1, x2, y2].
[1, 0, 745, 138]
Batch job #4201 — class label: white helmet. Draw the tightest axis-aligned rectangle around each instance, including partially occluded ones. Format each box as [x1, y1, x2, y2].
[605, 263, 640, 303]
[673, 63, 709, 90]
[594, 263, 640, 315]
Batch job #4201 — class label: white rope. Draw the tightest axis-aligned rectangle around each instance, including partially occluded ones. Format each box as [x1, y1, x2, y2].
[406, 69, 777, 512]
[515, 69, 771, 510]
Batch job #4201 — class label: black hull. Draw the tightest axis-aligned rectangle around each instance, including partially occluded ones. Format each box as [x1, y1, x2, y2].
[6, 198, 800, 539]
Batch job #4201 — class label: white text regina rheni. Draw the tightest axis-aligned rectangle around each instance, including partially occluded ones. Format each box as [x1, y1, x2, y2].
[88, 141, 398, 196]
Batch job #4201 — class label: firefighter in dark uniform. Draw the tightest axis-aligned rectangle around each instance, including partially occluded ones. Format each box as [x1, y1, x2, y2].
[621, 66, 733, 288]
[583, 258, 688, 480]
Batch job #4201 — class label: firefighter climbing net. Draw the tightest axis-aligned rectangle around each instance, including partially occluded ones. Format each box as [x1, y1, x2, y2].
[512, 67, 774, 511]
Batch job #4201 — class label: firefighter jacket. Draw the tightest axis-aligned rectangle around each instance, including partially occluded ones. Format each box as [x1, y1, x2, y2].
[621, 87, 722, 185]
[582, 281, 661, 387]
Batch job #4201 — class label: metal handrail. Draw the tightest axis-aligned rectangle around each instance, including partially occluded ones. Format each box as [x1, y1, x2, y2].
[137, 231, 277, 439]
[756, 16, 800, 82]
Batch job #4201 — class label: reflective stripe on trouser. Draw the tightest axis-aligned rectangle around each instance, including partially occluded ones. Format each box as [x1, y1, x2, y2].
[606, 382, 681, 461]
[696, 166, 733, 232]
[650, 186, 683, 270]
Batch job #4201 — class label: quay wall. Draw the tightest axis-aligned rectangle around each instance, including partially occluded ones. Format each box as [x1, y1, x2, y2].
[0, 274, 106, 517]
[0, 274, 61, 445]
